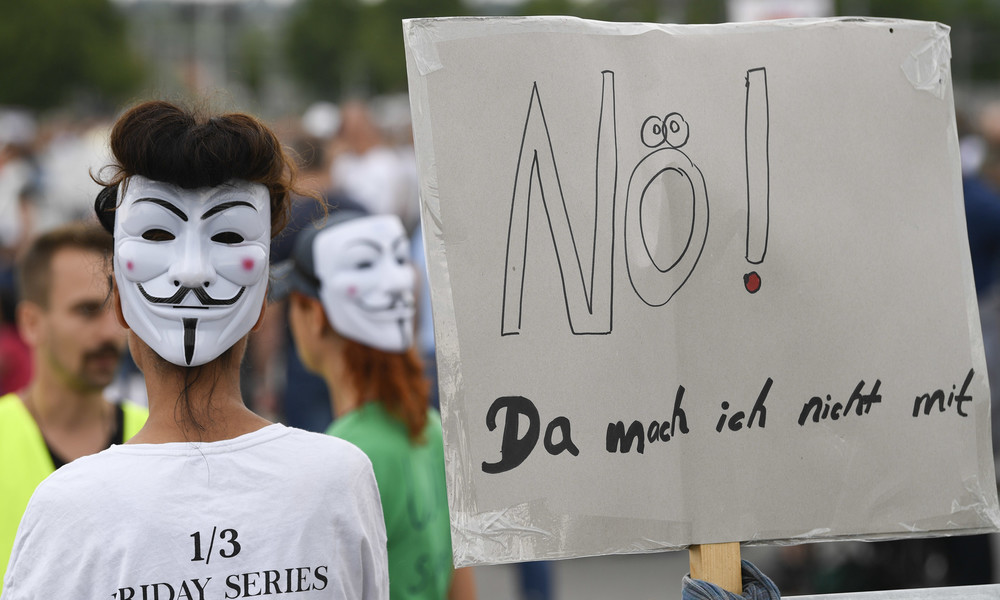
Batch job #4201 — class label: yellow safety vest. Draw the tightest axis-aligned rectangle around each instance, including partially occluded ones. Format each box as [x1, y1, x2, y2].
[0, 393, 147, 588]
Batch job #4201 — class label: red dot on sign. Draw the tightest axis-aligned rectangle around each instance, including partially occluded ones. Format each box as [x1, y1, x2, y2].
[744, 271, 761, 294]
[241, 258, 255, 271]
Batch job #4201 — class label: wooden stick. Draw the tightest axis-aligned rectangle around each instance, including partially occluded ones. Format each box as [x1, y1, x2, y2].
[689, 542, 742, 595]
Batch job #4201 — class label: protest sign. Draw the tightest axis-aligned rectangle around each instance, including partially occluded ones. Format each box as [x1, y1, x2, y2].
[403, 16, 1000, 566]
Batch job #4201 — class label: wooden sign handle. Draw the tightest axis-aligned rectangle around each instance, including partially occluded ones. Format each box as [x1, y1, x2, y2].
[689, 542, 743, 595]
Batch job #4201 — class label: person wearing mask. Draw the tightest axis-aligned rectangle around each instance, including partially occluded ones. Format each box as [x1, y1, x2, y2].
[275, 210, 476, 599]
[2, 101, 388, 599]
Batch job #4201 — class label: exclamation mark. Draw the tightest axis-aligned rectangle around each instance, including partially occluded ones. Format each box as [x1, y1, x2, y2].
[744, 67, 769, 294]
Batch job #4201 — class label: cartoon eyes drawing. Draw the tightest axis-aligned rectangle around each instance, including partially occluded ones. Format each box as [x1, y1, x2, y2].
[641, 113, 690, 149]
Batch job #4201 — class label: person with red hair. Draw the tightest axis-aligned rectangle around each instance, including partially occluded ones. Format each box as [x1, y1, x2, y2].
[275, 209, 476, 600]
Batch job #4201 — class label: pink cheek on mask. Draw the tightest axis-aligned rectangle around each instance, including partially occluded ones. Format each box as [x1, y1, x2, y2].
[242, 258, 255, 272]
[347, 286, 357, 297]
[126, 261, 134, 271]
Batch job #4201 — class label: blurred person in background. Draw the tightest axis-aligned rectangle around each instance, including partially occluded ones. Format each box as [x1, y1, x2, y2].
[961, 106, 1000, 476]
[36, 116, 114, 232]
[0, 110, 39, 264]
[0, 110, 40, 318]
[275, 210, 476, 600]
[0, 111, 41, 405]
[249, 134, 334, 429]
[0, 222, 147, 592]
[249, 105, 367, 431]
[328, 100, 420, 232]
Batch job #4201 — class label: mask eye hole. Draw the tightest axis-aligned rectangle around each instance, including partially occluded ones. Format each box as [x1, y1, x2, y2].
[142, 229, 175, 242]
[211, 231, 245, 244]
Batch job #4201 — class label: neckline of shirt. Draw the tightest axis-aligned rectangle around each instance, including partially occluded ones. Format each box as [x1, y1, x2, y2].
[106, 423, 290, 456]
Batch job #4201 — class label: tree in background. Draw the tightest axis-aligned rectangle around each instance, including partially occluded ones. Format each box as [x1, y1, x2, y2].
[283, 0, 1000, 103]
[284, 0, 464, 100]
[0, 0, 144, 111]
[518, 0, 662, 21]
[680, 0, 1000, 84]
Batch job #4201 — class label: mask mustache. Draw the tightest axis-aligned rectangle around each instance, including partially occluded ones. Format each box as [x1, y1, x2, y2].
[388, 292, 413, 309]
[137, 283, 245, 306]
[358, 291, 415, 312]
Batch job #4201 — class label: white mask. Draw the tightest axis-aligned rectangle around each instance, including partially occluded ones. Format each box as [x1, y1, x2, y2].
[114, 175, 271, 366]
[314, 215, 415, 352]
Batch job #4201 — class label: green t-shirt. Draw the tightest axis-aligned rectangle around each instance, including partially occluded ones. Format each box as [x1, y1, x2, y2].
[327, 403, 452, 600]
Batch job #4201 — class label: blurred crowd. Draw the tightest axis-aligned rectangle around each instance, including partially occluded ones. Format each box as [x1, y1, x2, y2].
[0, 96, 425, 418]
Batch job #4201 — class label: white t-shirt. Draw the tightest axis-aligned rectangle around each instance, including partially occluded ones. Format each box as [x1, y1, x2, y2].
[2, 424, 388, 600]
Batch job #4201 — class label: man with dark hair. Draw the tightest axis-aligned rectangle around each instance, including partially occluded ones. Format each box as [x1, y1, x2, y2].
[0, 222, 147, 591]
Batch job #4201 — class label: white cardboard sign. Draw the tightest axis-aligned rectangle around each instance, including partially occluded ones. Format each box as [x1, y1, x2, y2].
[404, 16, 1000, 566]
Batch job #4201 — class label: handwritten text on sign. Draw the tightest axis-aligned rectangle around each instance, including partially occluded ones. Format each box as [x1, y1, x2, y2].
[483, 369, 974, 473]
